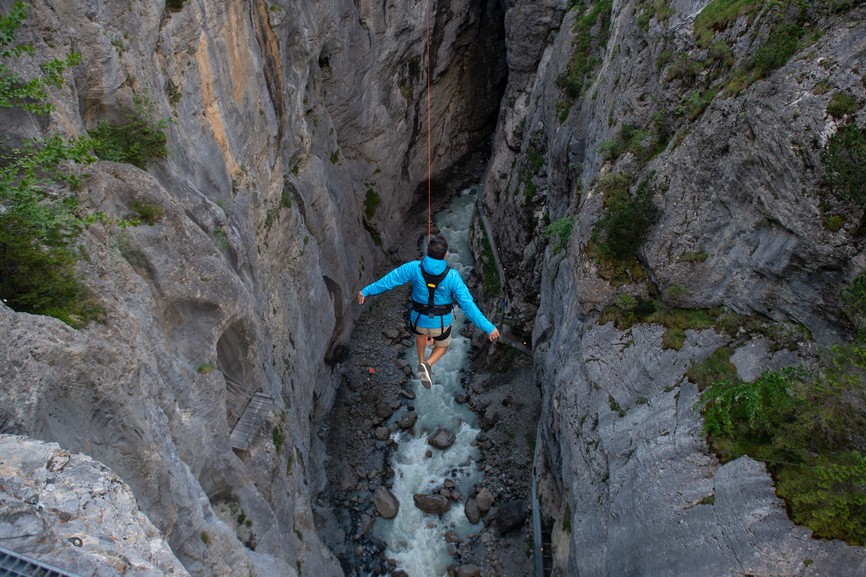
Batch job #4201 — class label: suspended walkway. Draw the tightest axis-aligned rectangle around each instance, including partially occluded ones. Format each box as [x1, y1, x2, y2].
[0, 546, 83, 577]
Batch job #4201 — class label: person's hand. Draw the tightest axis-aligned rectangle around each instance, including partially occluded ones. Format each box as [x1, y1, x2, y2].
[357, 292, 365, 305]
[488, 328, 500, 341]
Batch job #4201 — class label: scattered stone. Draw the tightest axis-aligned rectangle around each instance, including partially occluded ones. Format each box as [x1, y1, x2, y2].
[383, 328, 401, 341]
[376, 403, 395, 419]
[399, 411, 418, 430]
[464, 497, 481, 524]
[443, 479, 455, 489]
[427, 427, 457, 450]
[413, 493, 451, 514]
[375, 427, 390, 441]
[475, 487, 495, 513]
[456, 564, 481, 577]
[487, 500, 526, 534]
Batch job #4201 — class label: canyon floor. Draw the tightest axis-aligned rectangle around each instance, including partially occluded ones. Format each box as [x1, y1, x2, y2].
[321, 203, 541, 577]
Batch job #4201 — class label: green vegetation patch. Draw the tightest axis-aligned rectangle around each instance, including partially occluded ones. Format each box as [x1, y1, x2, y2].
[543, 216, 574, 251]
[698, 352, 866, 545]
[364, 187, 381, 220]
[479, 225, 500, 298]
[91, 96, 168, 168]
[827, 92, 863, 119]
[591, 175, 660, 262]
[821, 124, 866, 205]
[600, 294, 723, 350]
[0, 3, 102, 327]
[693, 0, 763, 48]
[600, 117, 672, 165]
[556, 0, 613, 98]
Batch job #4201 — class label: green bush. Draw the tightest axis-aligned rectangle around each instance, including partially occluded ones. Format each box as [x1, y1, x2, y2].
[592, 177, 660, 261]
[693, 0, 762, 48]
[544, 216, 574, 250]
[821, 124, 866, 204]
[556, 0, 613, 98]
[129, 201, 164, 225]
[675, 89, 718, 121]
[827, 92, 862, 119]
[698, 343, 866, 545]
[364, 188, 381, 220]
[0, 3, 100, 326]
[751, 22, 803, 78]
[91, 96, 168, 168]
[776, 453, 866, 545]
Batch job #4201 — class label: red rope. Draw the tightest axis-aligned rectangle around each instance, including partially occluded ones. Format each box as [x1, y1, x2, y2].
[426, 0, 432, 240]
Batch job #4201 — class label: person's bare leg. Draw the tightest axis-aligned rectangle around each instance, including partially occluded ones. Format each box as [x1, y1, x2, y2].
[426, 345, 448, 366]
[415, 334, 427, 364]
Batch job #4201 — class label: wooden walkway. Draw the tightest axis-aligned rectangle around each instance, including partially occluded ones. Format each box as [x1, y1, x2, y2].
[229, 392, 272, 450]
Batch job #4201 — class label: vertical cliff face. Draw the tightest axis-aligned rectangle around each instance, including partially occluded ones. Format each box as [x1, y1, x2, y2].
[484, 0, 866, 575]
[0, 0, 505, 575]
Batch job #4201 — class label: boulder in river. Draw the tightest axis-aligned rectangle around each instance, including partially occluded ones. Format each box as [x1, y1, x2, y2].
[456, 564, 481, 577]
[464, 497, 481, 524]
[427, 427, 456, 450]
[373, 486, 400, 519]
[413, 493, 451, 514]
[475, 487, 495, 513]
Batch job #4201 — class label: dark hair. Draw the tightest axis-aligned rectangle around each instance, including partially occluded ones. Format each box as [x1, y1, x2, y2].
[427, 235, 448, 260]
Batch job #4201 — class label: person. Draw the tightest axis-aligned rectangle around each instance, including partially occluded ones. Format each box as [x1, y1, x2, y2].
[357, 235, 500, 388]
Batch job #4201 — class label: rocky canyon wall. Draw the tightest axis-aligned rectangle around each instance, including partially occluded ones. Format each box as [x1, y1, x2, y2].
[483, 0, 866, 575]
[0, 0, 504, 575]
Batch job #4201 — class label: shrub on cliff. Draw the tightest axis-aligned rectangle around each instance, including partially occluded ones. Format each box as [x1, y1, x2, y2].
[699, 307, 866, 546]
[0, 2, 99, 326]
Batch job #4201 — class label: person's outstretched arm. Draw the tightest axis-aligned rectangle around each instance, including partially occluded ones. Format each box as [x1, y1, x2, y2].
[357, 261, 417, 305]
[449, 273, 500, 340]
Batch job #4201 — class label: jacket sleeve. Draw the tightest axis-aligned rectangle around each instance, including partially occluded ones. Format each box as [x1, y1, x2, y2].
[448, 272, 495, 334]
[361, 262, 417, 297]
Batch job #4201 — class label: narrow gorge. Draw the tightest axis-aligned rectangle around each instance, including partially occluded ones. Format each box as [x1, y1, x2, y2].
[1, 1, 865, 577]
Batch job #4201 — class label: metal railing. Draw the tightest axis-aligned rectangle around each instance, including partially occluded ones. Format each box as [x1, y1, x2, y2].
[0, 546, 83, 577]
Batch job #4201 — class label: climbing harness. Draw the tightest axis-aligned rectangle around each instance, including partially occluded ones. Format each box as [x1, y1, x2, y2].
[407, 263, 453, 340]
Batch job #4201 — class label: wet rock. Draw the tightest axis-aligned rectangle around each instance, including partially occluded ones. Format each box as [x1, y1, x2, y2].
[375, 427, 390, 441]
[487, 500, 526, 535]
[464, 497, 481, 524]
[413, 493, 452, 514]
[456, 564, 481, 577]
[373, 486, 400, 519]
[427, 427, 457, 450]
[399, 411, 418, 430]
[454, 392, 468, 404]
[376, 403, 395, 419]
[475, 487, 495, 513]
[400, 389, 416, 399]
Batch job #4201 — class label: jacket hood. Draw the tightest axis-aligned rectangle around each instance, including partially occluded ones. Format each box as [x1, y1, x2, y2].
[422, 255, 447, 274]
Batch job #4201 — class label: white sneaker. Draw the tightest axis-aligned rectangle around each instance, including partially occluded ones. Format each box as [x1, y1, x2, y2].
[418, 362, 432, 389]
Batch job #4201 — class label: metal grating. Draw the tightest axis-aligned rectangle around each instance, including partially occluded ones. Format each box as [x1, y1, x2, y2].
[229, 392, 272, 450]
[0, 546, 83, 577]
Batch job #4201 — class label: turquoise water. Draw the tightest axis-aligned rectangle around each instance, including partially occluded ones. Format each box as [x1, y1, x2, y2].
[374, 190, 483, 577]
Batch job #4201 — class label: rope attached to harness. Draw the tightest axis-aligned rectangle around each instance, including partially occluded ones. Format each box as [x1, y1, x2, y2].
[426, 0, 432, 241]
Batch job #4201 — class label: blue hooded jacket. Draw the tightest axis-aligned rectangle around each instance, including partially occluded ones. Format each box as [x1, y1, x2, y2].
[361, 255, 495, 334]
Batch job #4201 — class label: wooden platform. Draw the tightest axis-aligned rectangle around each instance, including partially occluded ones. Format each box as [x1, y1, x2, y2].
[229, 392, 272, 450]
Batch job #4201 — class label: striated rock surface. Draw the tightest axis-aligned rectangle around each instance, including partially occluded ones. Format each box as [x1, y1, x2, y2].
[0, 435, 190, 577]
[0, 0, 505, 575]
[483, 0, 866, 576]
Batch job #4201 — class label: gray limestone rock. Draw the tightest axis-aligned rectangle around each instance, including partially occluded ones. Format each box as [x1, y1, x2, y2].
[427, 427, 457, 450]
[412, 494, 452, 515]
[372, 486, 400, 520]
[475, 487, 495, 514]
[0, 435, 190, 577]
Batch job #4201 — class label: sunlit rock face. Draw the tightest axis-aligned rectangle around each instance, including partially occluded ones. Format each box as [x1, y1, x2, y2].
[484, 0, 866, 575]
[0, 0, 505, 575]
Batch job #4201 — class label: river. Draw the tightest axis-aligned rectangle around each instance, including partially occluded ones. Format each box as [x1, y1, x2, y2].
[374, 190, 483, 577]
